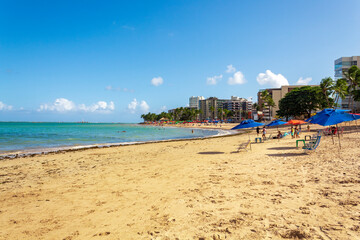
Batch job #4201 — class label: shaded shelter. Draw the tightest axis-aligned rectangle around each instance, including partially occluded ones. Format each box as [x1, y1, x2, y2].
[231, 120, 264, 130]
[306, 108, 360, 148]
[231, 120, 264, 141]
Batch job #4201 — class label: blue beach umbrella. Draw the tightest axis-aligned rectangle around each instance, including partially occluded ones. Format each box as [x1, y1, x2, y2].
[307, 108, 360, 148]
[307, 108, 360, 126]
[266, 119, 287, 127]
[231, 119, 264, 130]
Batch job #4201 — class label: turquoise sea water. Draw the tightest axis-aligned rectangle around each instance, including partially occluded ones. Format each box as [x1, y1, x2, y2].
[0, 122, 223, 154]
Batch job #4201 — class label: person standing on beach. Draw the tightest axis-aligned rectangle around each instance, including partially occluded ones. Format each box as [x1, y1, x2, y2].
[262, 126, 266, 140]
[291, 126, 294, 138]
[256, 126, 260, 136]
[295, 125, 300, 138]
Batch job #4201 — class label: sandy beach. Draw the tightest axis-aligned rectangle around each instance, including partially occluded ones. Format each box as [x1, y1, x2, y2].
[0, 124, 359, 239]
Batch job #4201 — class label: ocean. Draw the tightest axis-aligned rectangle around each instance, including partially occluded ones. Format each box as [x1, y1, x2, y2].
[0, 122, 226, 155]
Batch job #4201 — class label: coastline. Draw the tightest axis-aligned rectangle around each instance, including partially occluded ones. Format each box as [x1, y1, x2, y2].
[0, 126, 239, 160]
[1, 123, 359, 239]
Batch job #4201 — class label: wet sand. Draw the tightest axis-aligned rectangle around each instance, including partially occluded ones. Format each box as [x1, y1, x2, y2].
[0, 125, 359, 239]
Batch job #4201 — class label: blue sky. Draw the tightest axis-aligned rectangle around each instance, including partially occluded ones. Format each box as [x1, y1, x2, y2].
[1, 0, 360, 122]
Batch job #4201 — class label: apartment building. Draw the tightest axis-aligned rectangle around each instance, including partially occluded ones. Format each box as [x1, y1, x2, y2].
[222, 96, 252, 122]
[257, 85, 318, 120]
[189, 96, 205, 110]
[335, 56, 360, 111]
[199, 96, 252, 121]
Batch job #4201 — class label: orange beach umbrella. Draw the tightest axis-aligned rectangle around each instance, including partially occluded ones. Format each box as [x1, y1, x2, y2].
[285, 119, 307, 125]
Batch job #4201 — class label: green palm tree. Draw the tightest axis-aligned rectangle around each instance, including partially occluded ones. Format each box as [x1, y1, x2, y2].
[320, 77, 335, 108]
[209, 106, 215, 120]
[223, 109, 230, 121]
[260, 90, 275, 119]
[343, 66, 360, 111]
[333, 78, 348, 108]
[217, 108, 224, 120]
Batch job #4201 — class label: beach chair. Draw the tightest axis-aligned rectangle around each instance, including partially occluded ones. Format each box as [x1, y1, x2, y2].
[263, 134, 273, 141]
[282, 131, 291, 138]
[302, 136, 322, 152]
[235, 140, 252, 152]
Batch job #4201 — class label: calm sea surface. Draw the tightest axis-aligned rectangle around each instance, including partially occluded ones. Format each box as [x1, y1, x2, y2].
[0, 122, 223, 153]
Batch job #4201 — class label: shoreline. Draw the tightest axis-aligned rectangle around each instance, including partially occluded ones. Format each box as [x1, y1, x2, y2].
[0, 123, 359, 239]
[0, 127, 240, 160]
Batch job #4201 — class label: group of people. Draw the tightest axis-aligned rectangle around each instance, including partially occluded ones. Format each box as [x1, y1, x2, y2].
[290, 125, 301, 138]
[257, 124, 309, 140]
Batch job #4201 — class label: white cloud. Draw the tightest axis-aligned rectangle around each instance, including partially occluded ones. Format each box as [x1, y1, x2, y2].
[206, 74, 223, 85]
[151, 77, 164, 86]
[128, 98, 149, 114]
[226, 64, 236, 73]
[256, 70, 289, 88]
[38, 98, 115, 113]
[39, 98, 76, 112]
[228, 71, 246, 85]
[78, 101, 115, 112]
[128, 99, 138, 113]
[296, 77, 312, 85]
[0, 101, 13, 111]
[139, 100, 150, 113]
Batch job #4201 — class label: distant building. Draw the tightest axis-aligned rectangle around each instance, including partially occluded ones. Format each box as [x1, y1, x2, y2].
[222, 96, 252, 122]
[257, 85, 318, 120]
[189, 96, 205, 110]
[335, 56, 360, 111]
[199, 97, 228, 120]
[168, 108, 176, 115]
[199, 96, 252, 121]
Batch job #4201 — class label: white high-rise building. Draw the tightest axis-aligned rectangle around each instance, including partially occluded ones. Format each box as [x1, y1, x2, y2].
[335, 56, 360, 111]
[189, 96, 205, 109]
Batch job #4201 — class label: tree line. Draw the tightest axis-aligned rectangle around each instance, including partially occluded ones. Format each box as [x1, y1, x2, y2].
[141, 107, 202, 122]
[140, 107, 239, 122]
[277, 66, 360, 120]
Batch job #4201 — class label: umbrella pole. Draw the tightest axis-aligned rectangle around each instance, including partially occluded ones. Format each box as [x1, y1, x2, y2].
[336, 124, 341, 149]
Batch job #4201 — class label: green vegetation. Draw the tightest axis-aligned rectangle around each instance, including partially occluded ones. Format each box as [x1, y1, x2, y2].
[141, 108, 202, 122]
[319, 77, 334, 108]
[276, 70, 360, 119]
[140, 107, 235, 122]
[339, 66, 360, 109]
[277, 86, 332, 120]
[260, 90, 275, 109]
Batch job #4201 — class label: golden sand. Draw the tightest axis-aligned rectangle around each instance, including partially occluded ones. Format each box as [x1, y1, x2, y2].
[0, 125, 359, 239]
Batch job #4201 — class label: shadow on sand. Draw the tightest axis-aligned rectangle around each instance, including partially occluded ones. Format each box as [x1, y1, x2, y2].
[267, 147, 297, 150]
[197, 151, 225, 155]
[267, 152, 307, 157]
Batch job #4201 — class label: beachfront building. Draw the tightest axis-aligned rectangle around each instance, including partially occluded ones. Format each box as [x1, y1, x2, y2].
[199, 96, 252, 122]
[189, 96, 205, 110]
[222, 96, 252, 122]
[199, 97, 227, 121]
[335, 56, 360, 111]
[257, 85, 319, 120]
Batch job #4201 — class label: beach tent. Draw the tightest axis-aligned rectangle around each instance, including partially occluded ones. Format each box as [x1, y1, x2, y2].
[231, 119, 264, 130]
[306, 108, 360, 148]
